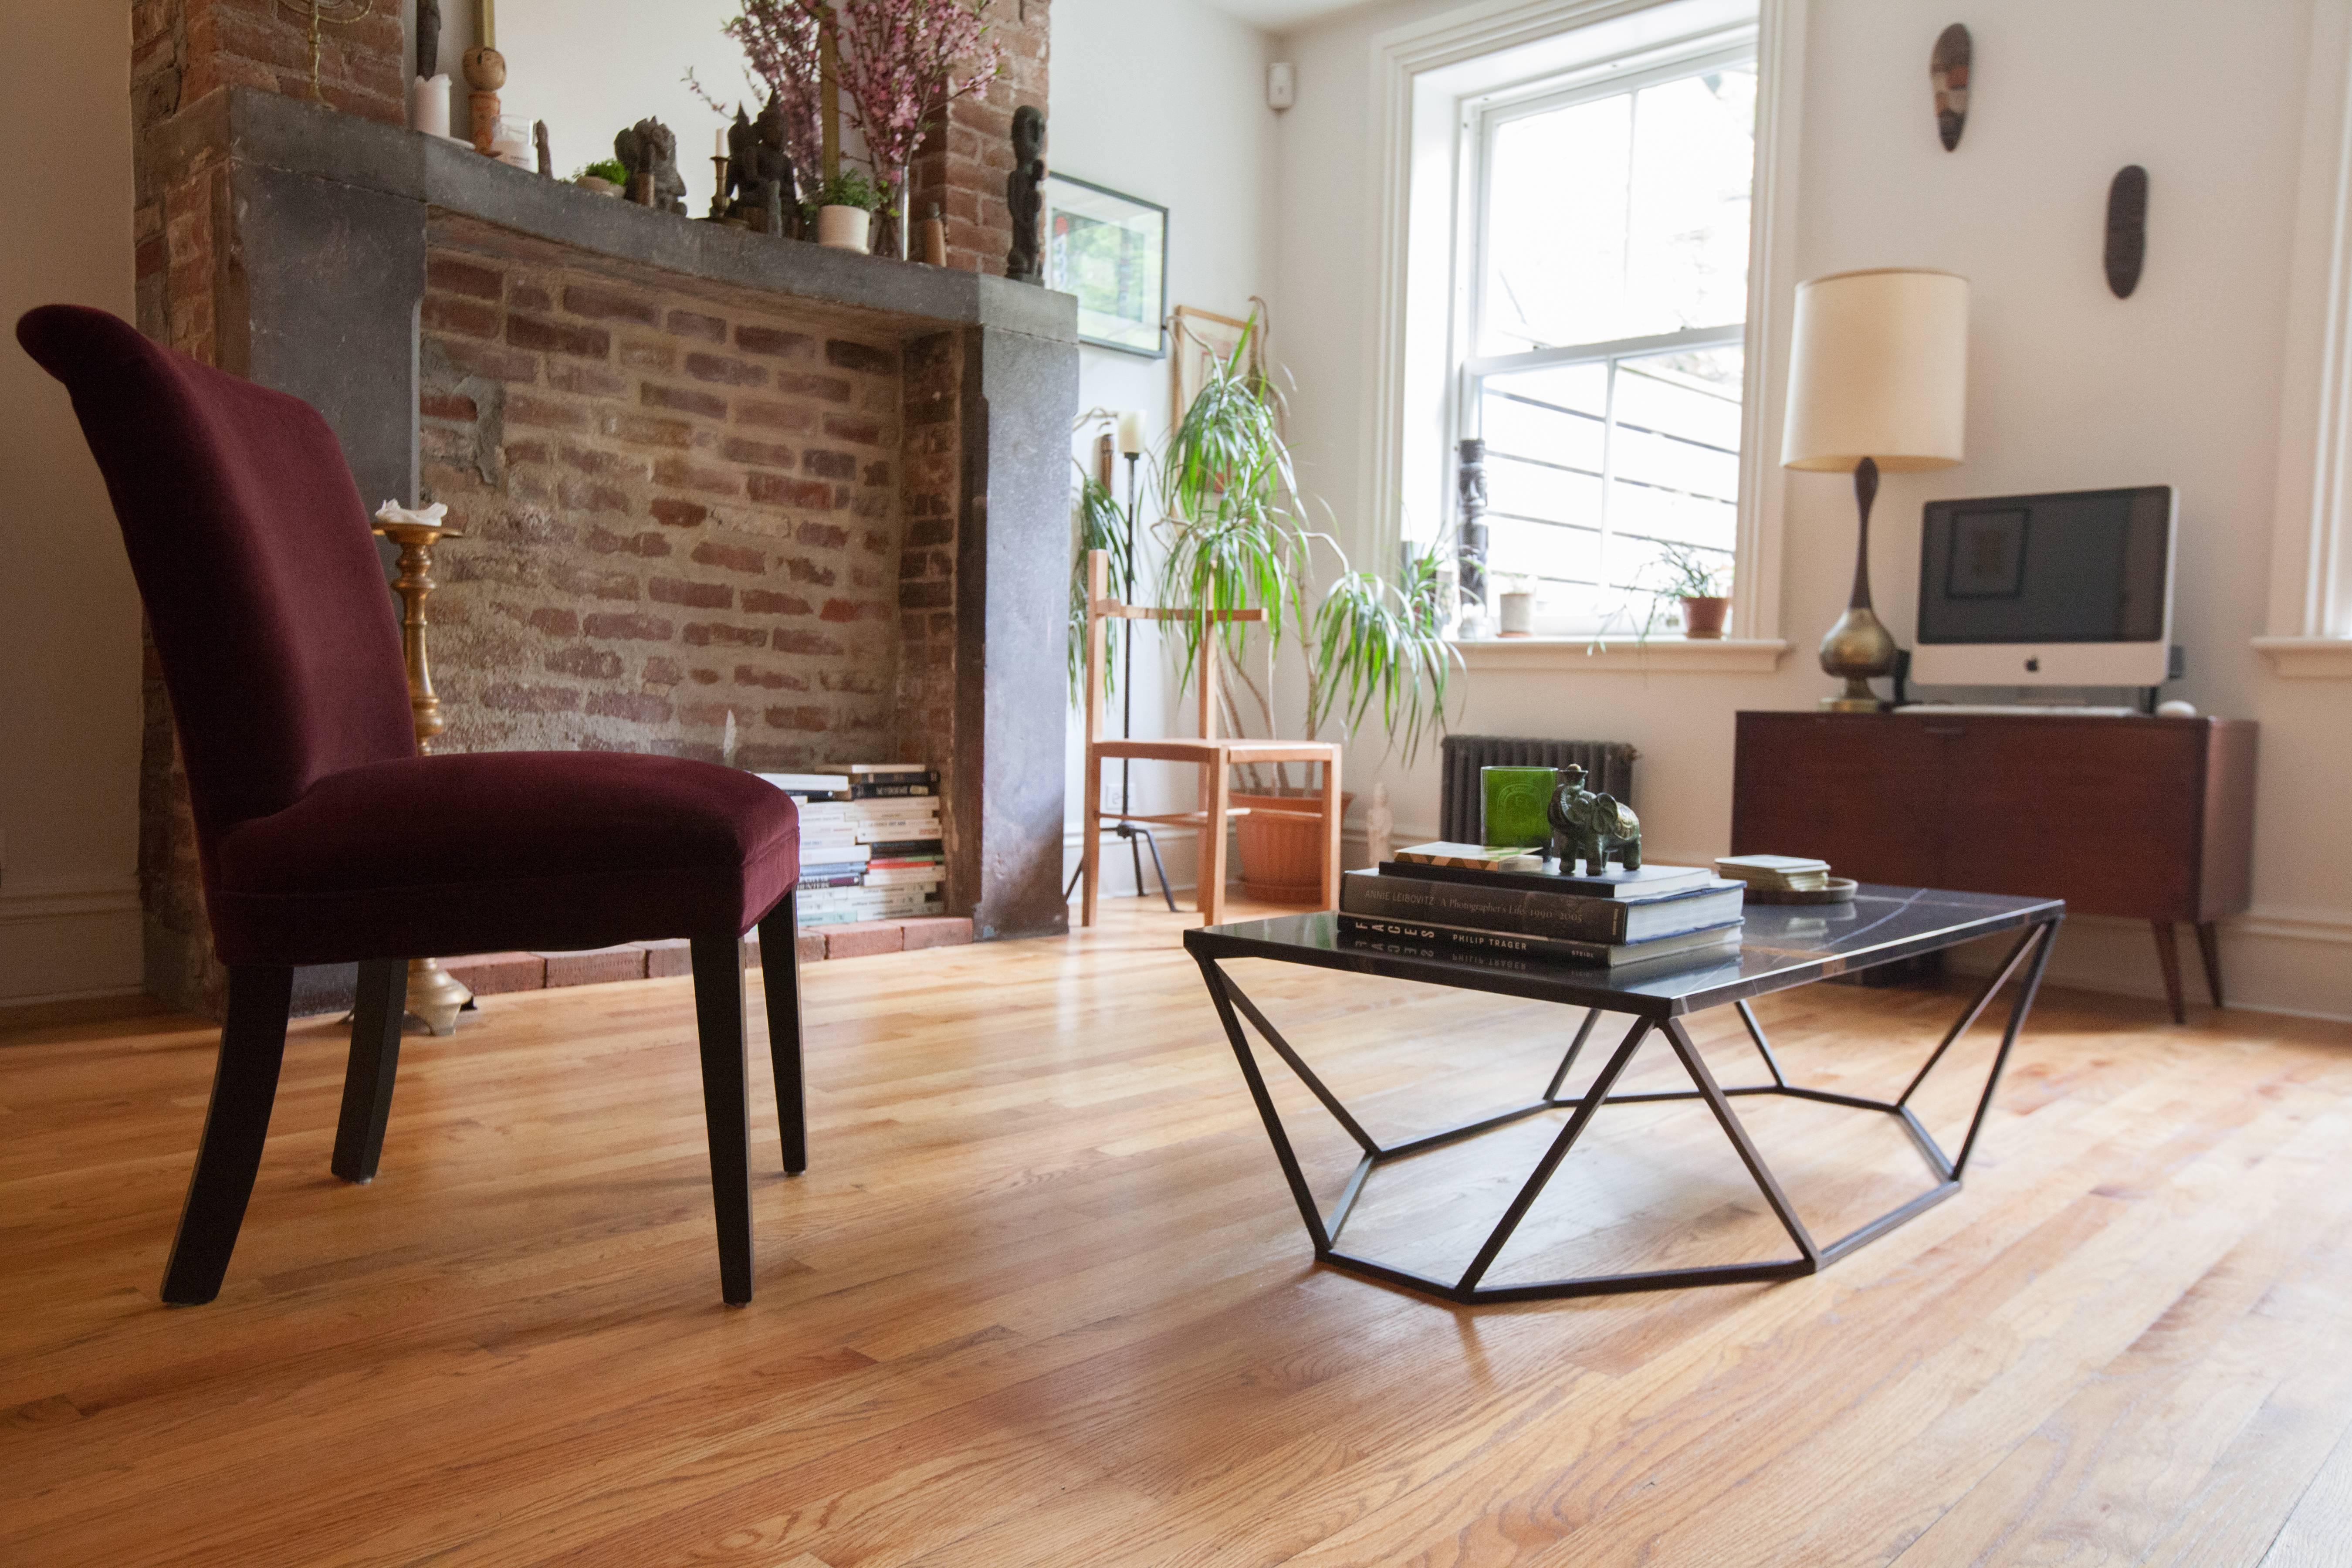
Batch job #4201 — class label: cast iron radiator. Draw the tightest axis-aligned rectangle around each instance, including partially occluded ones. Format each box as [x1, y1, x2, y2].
[1437, 735, 1639, 843]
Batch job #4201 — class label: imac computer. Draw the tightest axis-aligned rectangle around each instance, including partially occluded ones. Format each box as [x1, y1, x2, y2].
[1909, 484, 2177, 688]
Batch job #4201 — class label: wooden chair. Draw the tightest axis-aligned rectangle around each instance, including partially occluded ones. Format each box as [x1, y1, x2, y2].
[1080, 549, 1341, 928]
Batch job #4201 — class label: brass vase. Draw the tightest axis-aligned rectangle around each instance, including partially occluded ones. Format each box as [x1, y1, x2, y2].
[1820, 456, 1898, 712]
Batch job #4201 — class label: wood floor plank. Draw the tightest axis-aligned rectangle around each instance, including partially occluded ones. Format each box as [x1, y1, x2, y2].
[2, 898, 2349, 1566]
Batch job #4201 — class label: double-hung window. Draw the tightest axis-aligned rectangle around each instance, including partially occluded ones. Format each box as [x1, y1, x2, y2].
[1462, 47, 1758, 636]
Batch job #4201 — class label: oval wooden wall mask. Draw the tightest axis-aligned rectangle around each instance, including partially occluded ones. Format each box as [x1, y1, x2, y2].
[1932, 24, 1971, 151]
[2106, 165, 2148, 298]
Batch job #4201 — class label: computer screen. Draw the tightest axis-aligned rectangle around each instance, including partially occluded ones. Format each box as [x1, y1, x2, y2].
[1917, 486, 2172, 645]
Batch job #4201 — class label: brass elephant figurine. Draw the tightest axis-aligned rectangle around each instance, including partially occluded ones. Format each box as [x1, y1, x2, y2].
[1547, 764, 1642, 874]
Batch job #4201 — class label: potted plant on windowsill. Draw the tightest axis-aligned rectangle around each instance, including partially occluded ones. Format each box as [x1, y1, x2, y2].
[1069, 310, 1459, 904]
[1493, 574, 1537, 637]
[1654, 541, 1732, 639]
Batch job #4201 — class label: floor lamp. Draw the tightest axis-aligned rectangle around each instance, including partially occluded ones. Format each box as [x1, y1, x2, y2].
[1781, 268, 1970, 711]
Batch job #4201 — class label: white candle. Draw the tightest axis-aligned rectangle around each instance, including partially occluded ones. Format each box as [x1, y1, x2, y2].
[412, 75, 450, 138]
[716, 126, 729, 159]
[1116, 410, 1145, 456]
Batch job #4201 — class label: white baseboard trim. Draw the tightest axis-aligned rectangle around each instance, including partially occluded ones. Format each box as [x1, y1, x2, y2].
[0, 877, 145, 1007]
[0, 880, 140, 926]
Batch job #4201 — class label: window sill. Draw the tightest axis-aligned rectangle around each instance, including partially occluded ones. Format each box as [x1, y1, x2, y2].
[1451, 637, 1790, 674]
[2253, 637, 2352, 677]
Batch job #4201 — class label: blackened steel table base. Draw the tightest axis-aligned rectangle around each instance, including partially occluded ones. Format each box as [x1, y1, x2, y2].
[1192, 919, 2058, 1305]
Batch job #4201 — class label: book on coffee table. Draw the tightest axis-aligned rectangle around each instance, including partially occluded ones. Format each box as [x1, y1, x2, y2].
[1340, 868, 1744, 945]
[1385, 844, 1714, 901]
[1337, 912, 1743, 969]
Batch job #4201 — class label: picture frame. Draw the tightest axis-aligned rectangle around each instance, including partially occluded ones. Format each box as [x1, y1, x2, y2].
[1045, 173, 1168, 358]
[1170, 305, 1254, 432]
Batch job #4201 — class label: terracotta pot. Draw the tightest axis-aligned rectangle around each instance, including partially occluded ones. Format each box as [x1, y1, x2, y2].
[1682, 595, 1731, 639]
[1231, 791, 1355, 904]
[817, 206, 871, 252]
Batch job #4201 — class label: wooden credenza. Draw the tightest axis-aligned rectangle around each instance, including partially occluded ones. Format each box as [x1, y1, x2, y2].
[1732, 711, 2258, 1021]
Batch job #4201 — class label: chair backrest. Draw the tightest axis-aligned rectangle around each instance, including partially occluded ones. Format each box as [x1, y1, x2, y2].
[17, 306, 416, 847]
[1082, 548, 1264, 748]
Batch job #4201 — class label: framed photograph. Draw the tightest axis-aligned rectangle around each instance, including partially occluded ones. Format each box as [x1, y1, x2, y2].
[1171, 305, 1252, 431]
[1046, 174, 1168, 358]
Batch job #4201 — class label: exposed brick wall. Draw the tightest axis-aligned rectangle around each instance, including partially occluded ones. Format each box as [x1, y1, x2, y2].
[132, 0, 405, 133]
[416, 241, 914, 772]
[910, 0, 1050, 276]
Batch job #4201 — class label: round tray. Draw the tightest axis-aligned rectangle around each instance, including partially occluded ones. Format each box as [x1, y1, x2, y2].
[1740, 877, 1859, 905]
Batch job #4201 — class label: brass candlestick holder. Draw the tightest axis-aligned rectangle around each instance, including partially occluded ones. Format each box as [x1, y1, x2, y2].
[373, 512, 476, 1036]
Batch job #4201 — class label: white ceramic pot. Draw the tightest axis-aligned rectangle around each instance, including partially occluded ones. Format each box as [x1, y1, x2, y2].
[818, 206, 871, 252]
[1498, 590, 1536, 637]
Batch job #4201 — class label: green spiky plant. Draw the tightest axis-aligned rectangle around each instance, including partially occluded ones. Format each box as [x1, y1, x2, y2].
[1142, 310, 1459, 789]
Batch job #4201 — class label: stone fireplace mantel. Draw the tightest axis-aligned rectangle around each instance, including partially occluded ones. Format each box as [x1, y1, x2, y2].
[137, 87, 1078, 1014]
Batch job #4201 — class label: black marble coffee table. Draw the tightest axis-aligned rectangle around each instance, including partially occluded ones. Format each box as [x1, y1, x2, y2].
[1182, 885, 2064, 1304]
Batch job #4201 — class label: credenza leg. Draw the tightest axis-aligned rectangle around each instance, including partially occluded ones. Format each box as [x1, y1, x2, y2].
[2150, 921, 2186, 1024]
[2193, 921, 2225, 1010]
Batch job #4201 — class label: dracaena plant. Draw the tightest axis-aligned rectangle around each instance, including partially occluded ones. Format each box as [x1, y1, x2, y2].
[1143, 308, 1459, 788]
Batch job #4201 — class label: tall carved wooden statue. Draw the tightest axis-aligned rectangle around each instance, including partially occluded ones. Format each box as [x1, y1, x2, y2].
[1006, 105, 1047, 285]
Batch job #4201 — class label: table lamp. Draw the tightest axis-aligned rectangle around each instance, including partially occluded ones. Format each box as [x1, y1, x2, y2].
[1781, 268, 1969, 711]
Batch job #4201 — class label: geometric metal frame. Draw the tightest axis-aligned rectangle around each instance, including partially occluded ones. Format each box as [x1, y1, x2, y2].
[1192, 917, 2060, 1305]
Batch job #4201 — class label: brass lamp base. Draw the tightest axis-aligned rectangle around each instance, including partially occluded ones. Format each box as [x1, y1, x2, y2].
[406, 957, 474, 1037]
[1818, 458, 1898, 714]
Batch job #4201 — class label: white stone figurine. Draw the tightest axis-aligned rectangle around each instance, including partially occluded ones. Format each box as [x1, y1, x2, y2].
[1364, 782, 1395, 867]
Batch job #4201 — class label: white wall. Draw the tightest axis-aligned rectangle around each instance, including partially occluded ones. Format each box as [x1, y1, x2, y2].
[1054, 0, 1283, 897]
[0, 6, 144, 1004]
[1271, 0, 2352, 1018]
[406, 0, 749, 200]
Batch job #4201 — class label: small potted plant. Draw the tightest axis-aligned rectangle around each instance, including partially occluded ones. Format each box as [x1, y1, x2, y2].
[1494, 574, 1538, 637]
[1653, 542, 1732, 638]
[572, 158, 628, 196]
[809, 169, 880, 252]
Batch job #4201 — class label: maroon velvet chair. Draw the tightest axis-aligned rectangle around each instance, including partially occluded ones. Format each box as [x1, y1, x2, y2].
[19, 305, 804, 1307]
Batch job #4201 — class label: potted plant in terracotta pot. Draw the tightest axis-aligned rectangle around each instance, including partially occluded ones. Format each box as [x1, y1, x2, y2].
[1070, 312, 1459, 904]
[1654, 541, 1732, 639]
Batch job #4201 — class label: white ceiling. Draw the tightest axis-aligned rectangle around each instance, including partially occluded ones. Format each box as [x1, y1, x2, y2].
[1198, 0, 1374, 34]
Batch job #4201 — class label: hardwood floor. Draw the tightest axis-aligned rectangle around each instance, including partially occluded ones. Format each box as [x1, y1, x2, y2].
[3, 899, 2350, 1566]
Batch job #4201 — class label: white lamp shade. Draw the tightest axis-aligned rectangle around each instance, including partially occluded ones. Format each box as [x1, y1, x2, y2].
[1780, 268, 1969, 472]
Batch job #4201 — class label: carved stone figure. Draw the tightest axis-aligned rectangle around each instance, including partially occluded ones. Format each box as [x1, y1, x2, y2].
[533, 119, 552, 178]
[416, 0, 441, 79]
[1547, 764, 1643, 874]
[615, 118, 687, 214]
[1005, 105, 1047, 284]
[726, 97, 801, 238]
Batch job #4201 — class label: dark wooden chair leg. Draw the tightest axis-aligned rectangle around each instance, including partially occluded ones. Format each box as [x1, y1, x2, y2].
[2151, 921, 2186, 1024]
[757, 891, 807, 1176]
[689, 934, 755, 1305]
[332, 958, 409, 1183]
[160, 965, 295, 1305]
[2193, 921, 2226, 1009]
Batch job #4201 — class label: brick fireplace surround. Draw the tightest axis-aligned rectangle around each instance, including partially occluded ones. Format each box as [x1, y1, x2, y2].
[125, 3, 1072, 1018]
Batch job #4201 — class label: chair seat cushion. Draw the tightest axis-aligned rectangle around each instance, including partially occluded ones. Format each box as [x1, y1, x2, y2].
[208, 752, 799, 965]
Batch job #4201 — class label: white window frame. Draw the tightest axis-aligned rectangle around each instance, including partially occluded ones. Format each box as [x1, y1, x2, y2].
[1459, 42, 1757, 637]
[2261, 0, 2352, 677]
[1363, 0, 1807, 670]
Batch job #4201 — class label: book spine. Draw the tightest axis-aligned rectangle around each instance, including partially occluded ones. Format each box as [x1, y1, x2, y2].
[1337, 914, 1619, 963]
[850, 783, 938, 798]
[1340, 874, 1631, 942]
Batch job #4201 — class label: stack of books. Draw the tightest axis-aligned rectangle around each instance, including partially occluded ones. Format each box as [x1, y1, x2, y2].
[1336, 841, 1746, 972]
[1714, 854, 1832, 893]
[757, 765, 947, 927]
